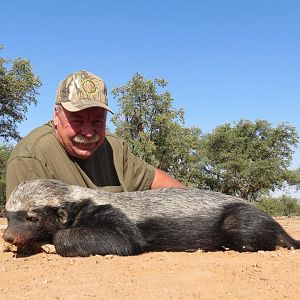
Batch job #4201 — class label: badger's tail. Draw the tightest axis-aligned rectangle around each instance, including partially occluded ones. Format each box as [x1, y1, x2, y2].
[274, 231, 300, 250]
[220, 202, 300, 252]
[287, 239, 300, 250]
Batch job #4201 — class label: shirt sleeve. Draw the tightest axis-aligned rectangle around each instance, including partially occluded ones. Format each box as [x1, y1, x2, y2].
[106, 133, 155, 192]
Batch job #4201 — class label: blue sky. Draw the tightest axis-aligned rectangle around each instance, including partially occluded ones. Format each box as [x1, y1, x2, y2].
[1, 1, 300, 174]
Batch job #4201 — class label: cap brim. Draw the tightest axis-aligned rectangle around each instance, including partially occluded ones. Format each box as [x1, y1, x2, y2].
[61, 101, 113, 114]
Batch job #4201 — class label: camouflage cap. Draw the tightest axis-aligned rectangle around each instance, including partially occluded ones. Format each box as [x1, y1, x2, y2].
[55, 70, 113, 113]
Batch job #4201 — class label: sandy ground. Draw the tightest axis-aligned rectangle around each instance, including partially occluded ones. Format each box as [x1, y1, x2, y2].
[0, 217, 300, 300]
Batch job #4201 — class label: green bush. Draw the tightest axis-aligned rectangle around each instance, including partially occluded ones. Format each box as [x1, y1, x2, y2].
[255, 195, 300, 217]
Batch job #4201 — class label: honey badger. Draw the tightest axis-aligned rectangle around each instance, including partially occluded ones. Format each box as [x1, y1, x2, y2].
[3, 179, 300, 257]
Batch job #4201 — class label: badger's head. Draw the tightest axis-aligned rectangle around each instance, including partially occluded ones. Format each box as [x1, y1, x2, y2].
[3, 179, 77, 248]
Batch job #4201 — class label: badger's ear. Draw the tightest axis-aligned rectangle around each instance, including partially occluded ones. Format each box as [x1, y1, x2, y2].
[56, 208, 68, 224]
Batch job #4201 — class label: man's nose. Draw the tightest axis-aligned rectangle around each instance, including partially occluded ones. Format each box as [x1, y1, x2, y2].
[80, 122, 95, 136]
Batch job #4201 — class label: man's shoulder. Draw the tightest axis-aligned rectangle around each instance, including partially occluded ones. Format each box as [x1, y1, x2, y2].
[9, 122, 56, 159]
[105, 130, 125, 146]
[105, 130, 119, 139]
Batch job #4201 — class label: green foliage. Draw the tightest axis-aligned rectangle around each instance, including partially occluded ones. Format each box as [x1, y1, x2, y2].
[293, 167, 300, 190]
[0, 45, 41, 141]
[111, 73, 205, 187]
[256, 195, 300, 217]
[201, 120, 299, 201]
[0, 144, 12, 209]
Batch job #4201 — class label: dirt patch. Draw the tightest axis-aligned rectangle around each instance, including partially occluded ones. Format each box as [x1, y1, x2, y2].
[1, 217, 300, 300]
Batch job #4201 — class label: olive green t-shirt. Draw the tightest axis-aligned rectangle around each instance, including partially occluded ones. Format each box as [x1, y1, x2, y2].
[6, 122, 155, 200]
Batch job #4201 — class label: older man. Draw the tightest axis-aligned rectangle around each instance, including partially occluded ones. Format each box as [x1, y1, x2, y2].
[6, 70, 184, 199]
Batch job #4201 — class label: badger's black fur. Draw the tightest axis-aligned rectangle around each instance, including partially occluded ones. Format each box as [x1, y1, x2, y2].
[3, 179, 300, 257]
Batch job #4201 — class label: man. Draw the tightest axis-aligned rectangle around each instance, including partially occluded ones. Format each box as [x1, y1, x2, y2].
[6, 70, 184, 200]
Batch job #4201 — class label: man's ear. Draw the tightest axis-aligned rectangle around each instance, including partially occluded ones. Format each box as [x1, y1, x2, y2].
[53, 106, 60, 127]
[56, 208, 68, 224]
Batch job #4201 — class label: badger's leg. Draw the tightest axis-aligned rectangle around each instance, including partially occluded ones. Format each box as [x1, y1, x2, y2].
[53, 204, 146, 257]
[220, 203, 300, 252]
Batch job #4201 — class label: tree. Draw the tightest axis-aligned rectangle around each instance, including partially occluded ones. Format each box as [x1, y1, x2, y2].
[201, 120, 300, 201]
[256, 195, 300, 217]
[0, 45, 41, 141]
[111, 73, 204, 186]
[0, 144, 12, 209]
[290, 167, 300, 190]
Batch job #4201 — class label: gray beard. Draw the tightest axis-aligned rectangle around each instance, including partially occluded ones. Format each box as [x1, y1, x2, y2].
[72, 134, 100, 144]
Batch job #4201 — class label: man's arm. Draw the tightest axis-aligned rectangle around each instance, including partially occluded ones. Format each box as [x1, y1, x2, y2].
[150, 169, 186, 189]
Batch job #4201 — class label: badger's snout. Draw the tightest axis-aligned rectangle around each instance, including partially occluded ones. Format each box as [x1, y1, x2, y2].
[2, 227, 27, 247]
[2, 228, 14, 244]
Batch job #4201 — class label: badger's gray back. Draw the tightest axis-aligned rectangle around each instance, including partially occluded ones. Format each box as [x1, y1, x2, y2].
[6, 179, 246, 222]
[110, 188, 245, 222]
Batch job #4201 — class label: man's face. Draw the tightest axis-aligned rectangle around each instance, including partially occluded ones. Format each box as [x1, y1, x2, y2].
[54, 106, 107, 159]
